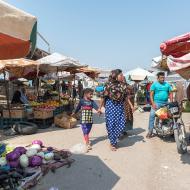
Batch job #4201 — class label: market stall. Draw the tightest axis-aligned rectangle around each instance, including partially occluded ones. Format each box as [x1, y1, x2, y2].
[124, 67, 156, 105]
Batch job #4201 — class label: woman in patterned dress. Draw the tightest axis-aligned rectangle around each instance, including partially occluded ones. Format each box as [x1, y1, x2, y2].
[99, 69, 129, 151]
[123, 85, 135, 134]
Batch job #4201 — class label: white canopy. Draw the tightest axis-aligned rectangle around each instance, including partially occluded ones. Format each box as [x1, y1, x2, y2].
[125, 67, 155, 81]
[38, 52, 83, 73]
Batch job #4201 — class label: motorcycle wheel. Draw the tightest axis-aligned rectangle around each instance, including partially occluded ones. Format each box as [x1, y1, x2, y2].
[174, 127, 187, 154]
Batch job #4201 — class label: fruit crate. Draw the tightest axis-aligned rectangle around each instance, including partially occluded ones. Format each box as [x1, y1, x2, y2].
[33, 117, 54, 129]
[3, 108, 26, 118]
[34, 110, 53, 119]
[0, 117, 27, 129]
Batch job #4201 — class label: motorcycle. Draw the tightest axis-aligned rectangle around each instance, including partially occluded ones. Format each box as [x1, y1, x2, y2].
[154, 101, 187, 154]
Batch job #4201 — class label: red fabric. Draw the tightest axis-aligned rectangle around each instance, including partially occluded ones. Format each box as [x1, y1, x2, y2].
[0, 33, 30, 59]
[146, 83, 151, 91]
[160, 33, 190, 57]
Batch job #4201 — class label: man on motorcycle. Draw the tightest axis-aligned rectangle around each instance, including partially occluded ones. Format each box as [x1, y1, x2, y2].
[146, 72, 173, 138]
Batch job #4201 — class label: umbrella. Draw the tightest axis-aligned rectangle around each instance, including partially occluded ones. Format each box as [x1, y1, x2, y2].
[0, 58, 39, 79]
[38, 52, 83, 73]
[0, 0, 37, 59]
[160, 33, 190, 58]
[167, 53, 190, 79]
[125, 67, 155, 81]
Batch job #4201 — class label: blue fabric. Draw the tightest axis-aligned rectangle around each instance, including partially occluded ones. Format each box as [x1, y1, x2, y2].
[148, 102, 166, 133]
[105, 98, 126, 145]
[81, 124, 92, 135]
[150, 82, 172, 103]
[95, 86, 104, 92]
[20, 91, 29, 104]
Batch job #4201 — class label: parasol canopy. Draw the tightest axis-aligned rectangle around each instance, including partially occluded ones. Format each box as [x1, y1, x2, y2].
[167, 53, 190, 79]
[160, 33, 190, 58]
[73, 66, 100, 78]
[125, 67, 155, 81]
[0, 58, 39, 79]
[0, 0, 37, 59]
[38, 52, 84, 73]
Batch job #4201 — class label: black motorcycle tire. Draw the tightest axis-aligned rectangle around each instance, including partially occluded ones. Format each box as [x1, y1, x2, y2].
[174, 128, 187, 154]
[13, 122, 38, 135]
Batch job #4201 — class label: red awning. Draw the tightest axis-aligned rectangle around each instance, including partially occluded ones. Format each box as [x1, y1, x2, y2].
[160, 33, 190, 57]
[0, 33, 30, 60]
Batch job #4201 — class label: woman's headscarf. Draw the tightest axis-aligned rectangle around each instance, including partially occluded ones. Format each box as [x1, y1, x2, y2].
[108, 69, 122, 83]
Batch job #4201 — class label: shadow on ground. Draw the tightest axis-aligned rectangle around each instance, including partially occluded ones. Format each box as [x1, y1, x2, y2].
[0, 123, 81, 142]
[180, 150, 190, 165]
[91, 135, 107, 146]
[32, 154, 120, 190]
[118, 128, 146, 148]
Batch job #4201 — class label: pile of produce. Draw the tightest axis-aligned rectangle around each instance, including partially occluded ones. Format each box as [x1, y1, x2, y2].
[30, 100, 69, 110]
[0, 141, 74, 189]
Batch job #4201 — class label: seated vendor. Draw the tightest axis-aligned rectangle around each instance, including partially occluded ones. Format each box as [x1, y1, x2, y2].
[11, 87, 29, 104]
[43, 89, 52, 101]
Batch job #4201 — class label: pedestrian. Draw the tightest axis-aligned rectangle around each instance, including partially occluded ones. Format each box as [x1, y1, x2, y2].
[61, 81, 67, 94]
[123, 85, 135, 134]
[78, 80, 83, 99]
[147, 72, 173, 138]
[72, 88, 101, 151]
[146, 81, 152, 104]
[99, 69, 128, 151]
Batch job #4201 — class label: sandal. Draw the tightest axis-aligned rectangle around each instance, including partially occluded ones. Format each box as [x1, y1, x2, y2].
[110, 145, 117, 151]
[87, 144, 92, 150]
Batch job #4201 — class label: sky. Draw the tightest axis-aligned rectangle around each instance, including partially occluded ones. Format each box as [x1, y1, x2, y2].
[6, 0, 190, 72]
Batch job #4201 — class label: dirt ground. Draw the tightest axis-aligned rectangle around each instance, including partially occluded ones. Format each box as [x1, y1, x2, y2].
[1, 111, 190, 190]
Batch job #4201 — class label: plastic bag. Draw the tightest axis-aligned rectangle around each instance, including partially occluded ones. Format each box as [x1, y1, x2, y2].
[70, 143, 87, 154]
[49, 187, 59, 190]
[155, 107, 168, 119]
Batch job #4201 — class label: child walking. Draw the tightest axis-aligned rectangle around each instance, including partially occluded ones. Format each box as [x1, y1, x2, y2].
[73, 88, 100, 150]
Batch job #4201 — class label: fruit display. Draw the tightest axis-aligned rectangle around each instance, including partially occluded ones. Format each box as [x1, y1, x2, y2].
[30, 100, 69, 110]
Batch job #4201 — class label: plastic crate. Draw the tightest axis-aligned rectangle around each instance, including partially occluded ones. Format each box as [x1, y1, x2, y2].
[0, 117, 27, 129]
[33, 117, 54, 129]
[53, 105, 70, 116]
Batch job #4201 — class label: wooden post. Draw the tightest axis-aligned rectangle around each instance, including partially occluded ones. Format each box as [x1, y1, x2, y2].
[3, 71, 12, 127]
[57, 67, 61, 104]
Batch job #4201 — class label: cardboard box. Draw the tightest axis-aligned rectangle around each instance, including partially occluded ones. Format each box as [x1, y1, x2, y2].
[54, 114, 77, 129]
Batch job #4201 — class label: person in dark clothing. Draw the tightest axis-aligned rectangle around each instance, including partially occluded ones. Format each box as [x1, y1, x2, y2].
[11, 90, 22, 104]
[11, 87, 28, 104]
[43, 89, 52, 101]
[78, 80, 83, 99]
[62, 81, 67, 94]
[72, 85, 77, 99]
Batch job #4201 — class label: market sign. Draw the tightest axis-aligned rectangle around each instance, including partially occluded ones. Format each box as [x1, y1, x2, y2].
[0, 0, 37, 59]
